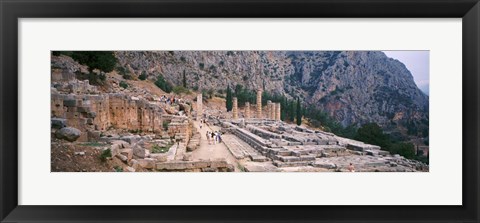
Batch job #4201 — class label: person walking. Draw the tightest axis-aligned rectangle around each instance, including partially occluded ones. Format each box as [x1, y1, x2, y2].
[218, 132, 222, 143]
[211, 131, 216, 145]
[206, 131, 211, 145]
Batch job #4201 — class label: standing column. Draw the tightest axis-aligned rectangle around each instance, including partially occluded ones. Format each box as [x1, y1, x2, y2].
[256, 89, 262, 119]
[196, 94, 202, 120]
[271, 102, 276, 120]
[245, 102, 250, 119]
[276, 103, 281, 121]
[267, 100, 272, 120]
[232, 97, 238, 120]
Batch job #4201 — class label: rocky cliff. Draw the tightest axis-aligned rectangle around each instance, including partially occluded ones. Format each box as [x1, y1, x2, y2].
[115, 51, 429, 135]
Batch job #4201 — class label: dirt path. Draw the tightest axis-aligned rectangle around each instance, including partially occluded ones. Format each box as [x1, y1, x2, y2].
[190, 120, 240, 171]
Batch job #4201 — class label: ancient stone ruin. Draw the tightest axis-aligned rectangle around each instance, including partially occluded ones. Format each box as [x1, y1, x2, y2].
[51, 55, 428, 173]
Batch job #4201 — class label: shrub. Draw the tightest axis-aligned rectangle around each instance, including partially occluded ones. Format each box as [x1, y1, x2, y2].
[154, 75, 173, 93]
[199, 63, 204, 69]
[119, 81, 128, 89]
[75, 72, 106, 86]
[151, 144, 170, 153]
[70, 51, 117, 72]
[100, 149, 112, 162]
[114, 166, 123, 172]
[172, 86, 190, 95]
[116, 66, 132, 80]
[390, 142, 416, 159]
[139, 71, 147, 80]
[162, 121, 169, 130]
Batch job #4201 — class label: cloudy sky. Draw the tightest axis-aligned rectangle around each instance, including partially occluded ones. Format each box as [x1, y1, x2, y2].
[383, 51, 430, 95]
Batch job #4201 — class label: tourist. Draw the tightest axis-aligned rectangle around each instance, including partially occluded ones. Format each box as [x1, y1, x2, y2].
[218, 132, 222, 143]
[206, 131, 211, 144]
[348, 163, 355, 172]
[211, 132, 216, 144]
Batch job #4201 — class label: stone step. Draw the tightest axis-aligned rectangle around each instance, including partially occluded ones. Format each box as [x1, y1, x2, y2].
[273, 160, 312, 167]
[250, 155, 268, 162]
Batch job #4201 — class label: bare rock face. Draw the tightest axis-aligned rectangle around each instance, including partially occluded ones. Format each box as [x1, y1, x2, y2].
[115, 51, 428, 136]
[55, 127, 81, 142]
[287, 51, 429, 132]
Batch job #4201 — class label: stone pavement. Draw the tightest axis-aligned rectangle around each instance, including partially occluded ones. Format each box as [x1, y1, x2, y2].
[190, 121, 240, 171]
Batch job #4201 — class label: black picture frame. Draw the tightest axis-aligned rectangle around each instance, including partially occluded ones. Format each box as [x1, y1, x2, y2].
[1, 0, 479, 222]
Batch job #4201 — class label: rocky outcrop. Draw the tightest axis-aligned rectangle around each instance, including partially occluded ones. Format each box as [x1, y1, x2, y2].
[55, 127, 81, 142]
[115, 51, 429, 135]
[287, 51, 428, 131]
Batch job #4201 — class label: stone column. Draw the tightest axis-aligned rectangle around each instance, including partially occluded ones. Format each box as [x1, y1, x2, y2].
[196, 94, 202, 120]
[256, 89, 262, 119]
[232, 97, 238, 120]
[245, 102, 250, 119]
[271, 103, 276, 120]
[267, 100, 272, 120]
[276, 103, 281, 121]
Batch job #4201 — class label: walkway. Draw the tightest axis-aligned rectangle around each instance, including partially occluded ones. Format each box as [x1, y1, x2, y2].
[190, 120, 240, 171]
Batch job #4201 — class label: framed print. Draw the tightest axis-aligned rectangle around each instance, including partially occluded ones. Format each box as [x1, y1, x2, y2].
[1, 0, 479, 222]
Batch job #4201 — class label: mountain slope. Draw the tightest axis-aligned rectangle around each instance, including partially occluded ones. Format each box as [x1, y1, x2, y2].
[115, 51, 429, 137]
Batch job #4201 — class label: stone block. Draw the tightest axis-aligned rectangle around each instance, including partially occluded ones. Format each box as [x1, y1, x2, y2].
[150, 153, 167, 162]
[300, 155, 316, 161]
[210, 160, 228, 168]
[87, 112, 97, 118]
[51, 118, 67, 129]
[63, 99, 77, 107]
[291, 151, 302, 157]
[120, 148, 133, 160]
[138, 158, 155, 169]
[183, 153, 192, 161]
[87, 130, 101, 141]
[55, 127, 81, 142]
[120, 135, 141, 145]
[313, 162, 337, 169]
[131, 159, 139, 169]
[123, 166, 135, 172]
[133, 145, 146, 158]
[202, 167, 217, 172]
[279, 156, 301, 162]
[116, 154, 128, 163]
[276, 150, 292, 156]
[250, 155, 268, 162]
[109, 145, 120, 158]
[192, 161, 210, 169]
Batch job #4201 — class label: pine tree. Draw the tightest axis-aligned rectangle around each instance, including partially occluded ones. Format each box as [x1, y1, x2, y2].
[226, 85, 233, 112]
[289, 100, 295, 122]
[182, 70, 187, 88]
[296, 98, 302, 126]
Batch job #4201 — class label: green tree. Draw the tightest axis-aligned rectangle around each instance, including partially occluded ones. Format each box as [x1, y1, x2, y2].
[289, 100, 296, 122]
[139, 71, 147, 80]
[226, 85, 233, 112]
[390, 142, 416, 159]
[70, 51, 117, 72]
[355, 123, 391, 149]
[182, 70, 187, 88]
[154, 74, 173, 93]
[296, 98, 302, 126]
[119, 81, 128, 89]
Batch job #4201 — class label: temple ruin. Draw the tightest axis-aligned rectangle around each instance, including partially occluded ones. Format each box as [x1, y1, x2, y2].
[50, 55, 428, 173]
[256, 89, 262, 118]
